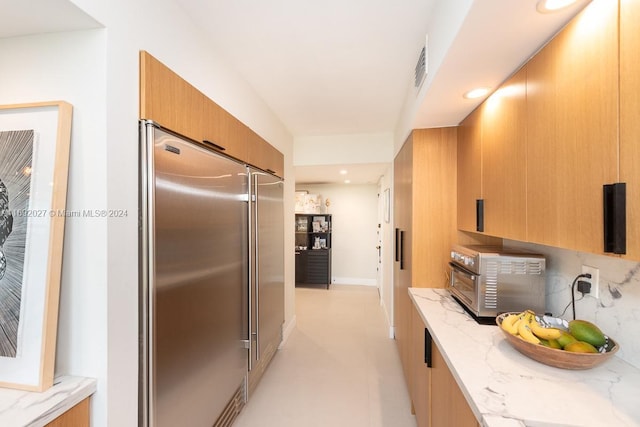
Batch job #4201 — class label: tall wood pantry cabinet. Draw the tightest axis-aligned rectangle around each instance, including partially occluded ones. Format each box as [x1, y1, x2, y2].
[393, 127, 457, 390]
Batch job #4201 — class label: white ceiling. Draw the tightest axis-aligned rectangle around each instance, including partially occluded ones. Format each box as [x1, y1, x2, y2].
[2, 0, 592, 184]
[0, 0, 101, 38]
[294, 163, 390, 186]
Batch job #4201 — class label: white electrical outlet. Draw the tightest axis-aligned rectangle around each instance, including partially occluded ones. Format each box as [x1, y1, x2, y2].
[581, 265, 600, 298]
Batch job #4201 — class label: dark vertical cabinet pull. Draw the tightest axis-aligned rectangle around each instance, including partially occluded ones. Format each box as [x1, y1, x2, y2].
[399, 230, 405, 270]
[424, 328, 432, 367]
[476, 199, 484, 232]
[603, 183, 626, 254]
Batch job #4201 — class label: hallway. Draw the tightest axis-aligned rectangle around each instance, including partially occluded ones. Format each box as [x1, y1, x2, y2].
[234, 285, 417, 427]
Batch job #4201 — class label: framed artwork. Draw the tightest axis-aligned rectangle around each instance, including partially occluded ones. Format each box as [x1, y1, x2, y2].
[0, 101, 73, 391]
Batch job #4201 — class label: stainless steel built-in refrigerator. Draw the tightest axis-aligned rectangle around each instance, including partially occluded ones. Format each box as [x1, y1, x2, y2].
[140, 120, 284, 427]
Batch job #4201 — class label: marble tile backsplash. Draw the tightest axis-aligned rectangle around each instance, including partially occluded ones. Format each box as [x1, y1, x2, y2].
[506, 240, 640, 370]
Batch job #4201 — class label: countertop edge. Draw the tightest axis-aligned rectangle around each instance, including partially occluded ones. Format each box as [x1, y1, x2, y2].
[0, 375, 97, 427]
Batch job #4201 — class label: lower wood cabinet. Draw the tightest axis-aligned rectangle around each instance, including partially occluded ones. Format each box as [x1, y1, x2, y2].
[45, 397, 90, 427]
[411, 302, 479, 427]
[411, 305, 430, 427]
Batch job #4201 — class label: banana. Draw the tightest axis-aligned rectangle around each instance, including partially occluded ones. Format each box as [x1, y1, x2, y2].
[517, 312, 541, 344]
[529, 316, 563, 340]
[500, 313, 521, 335]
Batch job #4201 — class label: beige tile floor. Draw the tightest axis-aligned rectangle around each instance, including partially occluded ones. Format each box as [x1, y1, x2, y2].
[233, 284, 417, 427]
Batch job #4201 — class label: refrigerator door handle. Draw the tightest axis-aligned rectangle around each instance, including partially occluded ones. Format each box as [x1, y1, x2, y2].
[253, 173, 260, 362]
[247, 170, 253, 371]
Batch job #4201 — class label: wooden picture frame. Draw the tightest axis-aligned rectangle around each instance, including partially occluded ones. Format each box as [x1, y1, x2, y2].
[0, 101, 73, 391]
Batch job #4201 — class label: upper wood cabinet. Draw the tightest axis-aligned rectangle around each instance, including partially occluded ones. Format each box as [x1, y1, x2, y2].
[620, 0, 640, 259]
[457, 106, 482, 233]
[247, 129, 285, 178]
[481, 67, 527, 241]
[526, 0, 618, 254]
[457, 68, 527, 241]
[457, 0, 621, 256]
[140, 51, 283, 178]
[140, 51, 205, 143]
[202, 99, 249, 162]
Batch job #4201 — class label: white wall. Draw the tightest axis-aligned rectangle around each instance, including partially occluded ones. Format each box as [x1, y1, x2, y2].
[295, 184, 379, 286]
[2, 0, 296, 425]
[294, 132, 393, 166]
[0, 29, 108, 420]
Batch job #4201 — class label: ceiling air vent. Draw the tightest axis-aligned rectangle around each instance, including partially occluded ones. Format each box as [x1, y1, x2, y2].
[414, 35, 428, 91]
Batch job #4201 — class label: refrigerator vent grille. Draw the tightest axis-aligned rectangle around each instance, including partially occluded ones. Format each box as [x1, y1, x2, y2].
[214, 383, 245, 427]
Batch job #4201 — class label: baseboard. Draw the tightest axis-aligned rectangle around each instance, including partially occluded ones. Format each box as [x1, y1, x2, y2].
[331, 277, 377, 286]
[279, 315, 297, 349]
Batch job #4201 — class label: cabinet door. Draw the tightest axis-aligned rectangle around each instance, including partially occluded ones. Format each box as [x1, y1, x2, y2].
[202, 100, 249, 161]
[526, 1, 618, 254]
[457, 106, 483, 233]
[393, 135, 413, 389]
[481, 68, 527, 240]
[248, 130, 285, 178]
[295, 251, 307, 284]
[140, 51, 205, 142]
[412, 127, 458, 288]
[431, 344, 478, 427]
[620, 0, 640, 260]
[45, 397, 90, 427]
[411, 304, 430, 427]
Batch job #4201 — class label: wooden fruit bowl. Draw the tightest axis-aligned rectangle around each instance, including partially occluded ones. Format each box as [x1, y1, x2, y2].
[496, 312, 619, 370]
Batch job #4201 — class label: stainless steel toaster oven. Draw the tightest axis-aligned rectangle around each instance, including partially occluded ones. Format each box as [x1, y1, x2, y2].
[447, 245, 546, 319]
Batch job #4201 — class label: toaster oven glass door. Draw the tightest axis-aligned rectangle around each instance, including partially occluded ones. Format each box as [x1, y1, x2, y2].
[448, 262, 478, 311]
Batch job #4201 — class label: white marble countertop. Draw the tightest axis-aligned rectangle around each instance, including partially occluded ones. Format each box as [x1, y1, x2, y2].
[409, 288, 640, 427]
[0, 375, 96, 426]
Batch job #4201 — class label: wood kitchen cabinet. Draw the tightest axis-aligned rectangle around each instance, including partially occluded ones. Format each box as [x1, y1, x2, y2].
[457, 66, 527, 241]
[140, 51, 283, 178]
[525, 0, 618, 254]
[457, 0, 620, 256]
[411, 304, 430, 427]
[140, 51, 204, 144]
[45, 397, 90, 427]
[247, 129, 285, 178]
[430, 341, 478, 427]
[202, 98, 249, 162]
[394, 128, 457, 389]
[481, 67, 527, 241]
[620, 0, 640, 260]
[410, 302, 478, 427]
[457, 106, 483, 233]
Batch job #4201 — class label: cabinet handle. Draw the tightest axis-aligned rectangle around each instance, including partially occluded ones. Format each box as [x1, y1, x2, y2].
[202, 139, 226, 151]
[603, 183, 626, 254]
[476, 199, 484, 232]
[400, 230, 405, 270]
[424, 328, 433, 367]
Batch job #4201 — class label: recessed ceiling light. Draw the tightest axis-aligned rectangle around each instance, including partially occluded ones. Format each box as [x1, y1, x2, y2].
[344, 179, 351, 184]
[339, 169, 348, 175]
[463, 87, 490, 99]
[536, 0, 577, 13]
